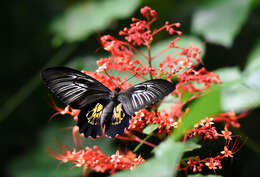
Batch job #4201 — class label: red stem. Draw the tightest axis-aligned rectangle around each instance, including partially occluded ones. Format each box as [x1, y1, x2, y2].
[116, 134, 156, 148]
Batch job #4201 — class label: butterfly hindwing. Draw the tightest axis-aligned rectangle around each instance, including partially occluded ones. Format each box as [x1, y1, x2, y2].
[41, 67, 111, 109]
[118, 79, 176, 115]
[105, 103, 131, 138]
[77, 101, 108, 138]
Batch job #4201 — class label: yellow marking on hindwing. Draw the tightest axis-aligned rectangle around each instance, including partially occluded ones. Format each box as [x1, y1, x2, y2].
[86, 103, 103, 125]
[112, 104, 125, 125]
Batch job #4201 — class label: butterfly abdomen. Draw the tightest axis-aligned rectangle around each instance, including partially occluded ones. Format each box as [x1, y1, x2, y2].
[100, 101, 116, 128]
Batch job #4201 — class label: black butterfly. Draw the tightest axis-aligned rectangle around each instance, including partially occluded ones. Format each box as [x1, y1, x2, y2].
[41, 67, 176, 138]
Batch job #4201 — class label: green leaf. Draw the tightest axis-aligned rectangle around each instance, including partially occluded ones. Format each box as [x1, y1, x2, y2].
[143, 124, 159, 134]
[188, 174, 223, 177]
[215, 67, 242, 83]
[158, 95, 179, 111]
[112, 138, 199, 177]
[251, 0, 260, 8]
[174, 87, 222, 140]
[67, 55, 99, 72]
[244, 69, 260, 88]
[192, 0, 251, 47]
[51, 0, 140, 45]
[245, 38, 260, 72]
[215, 40, 260, 112]
[221, 77, 260, 112]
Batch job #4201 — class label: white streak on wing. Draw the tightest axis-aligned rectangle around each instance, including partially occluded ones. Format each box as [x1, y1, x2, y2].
[53, 82, 72, 90]
[49, 78, 70, 84]
[148, 85, 162, 96]
[71, 75, 77, 79]
[63, 87, 85, 97]
[141, 92, 151, 102]
[85, 78, 95, 83]
[134, 94, 142, 108]
[146, 91, 156, 99]
[57, 84, 75, 92]
[137, 93, 144, 105]
[68, 91, 84, 102]
[78, 83, 88, 88]
[132, 94, 138, 108]
[64, 88, 86, 102]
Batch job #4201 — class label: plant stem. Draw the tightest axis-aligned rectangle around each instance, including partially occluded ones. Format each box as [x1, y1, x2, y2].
[147, 45, 153, 80]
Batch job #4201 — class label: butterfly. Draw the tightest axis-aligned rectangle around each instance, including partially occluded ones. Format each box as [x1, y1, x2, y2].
[41, 67, 176, 138]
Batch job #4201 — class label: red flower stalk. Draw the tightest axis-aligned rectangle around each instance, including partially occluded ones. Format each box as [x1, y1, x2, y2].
[119, 6, 181, 47]
[49, 97, 80, 121]
[179, 137, 245, 173]
[213, 111, 250, 128]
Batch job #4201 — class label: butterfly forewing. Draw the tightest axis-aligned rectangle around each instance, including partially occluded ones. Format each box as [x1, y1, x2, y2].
[41, 67, 111, 109]
[118, 79, 176, 115]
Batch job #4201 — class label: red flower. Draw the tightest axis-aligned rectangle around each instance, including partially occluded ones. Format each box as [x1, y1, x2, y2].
[214, 111, 250, 128]
[221, 126, 232, 140]
[221, 146, 233, 158]
[128, 106, 182, 134]
[49, 145, 144, 176]
[205, 158, 218, 170]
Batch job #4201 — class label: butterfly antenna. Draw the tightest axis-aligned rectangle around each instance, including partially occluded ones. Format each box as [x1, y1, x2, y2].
[103, 69, 118, 88]
[94, 31, 103, 53]
[121, 73, 137, 86]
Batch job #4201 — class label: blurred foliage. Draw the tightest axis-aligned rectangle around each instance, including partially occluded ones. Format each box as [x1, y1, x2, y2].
[188, 175, 223, 177]
[10, 121, 116, 177]
[192, 0, 251, 47]
[51, 0, 140, 46]
[2, 0, 260, 177]
[174, 87, 222, 140]
[112, 138, 200, 177]
[216, 38, 260, 112]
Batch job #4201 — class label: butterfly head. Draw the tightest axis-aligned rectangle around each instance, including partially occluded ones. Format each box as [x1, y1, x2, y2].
[109, 87, 121, 101]
[114, 87, 121, 93]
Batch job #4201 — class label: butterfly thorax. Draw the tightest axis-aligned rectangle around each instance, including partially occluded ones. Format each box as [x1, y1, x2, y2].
[109, 87, 121, 101]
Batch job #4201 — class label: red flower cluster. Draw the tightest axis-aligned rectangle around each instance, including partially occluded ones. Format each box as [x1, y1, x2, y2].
[214, 111, 250, 128]
[45, 6, 248, 177]
[49, 145, 144, 176]
[176, 68, 221, 93]
[97, 6, 183, 80]
[179, 137, 244, 172]
[183, 111, 248, 144]
[128, 105, 182, 134]
[158, 39, 202, 79]
[119, 6, 181, 47]
[178, 112, 247, 173]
